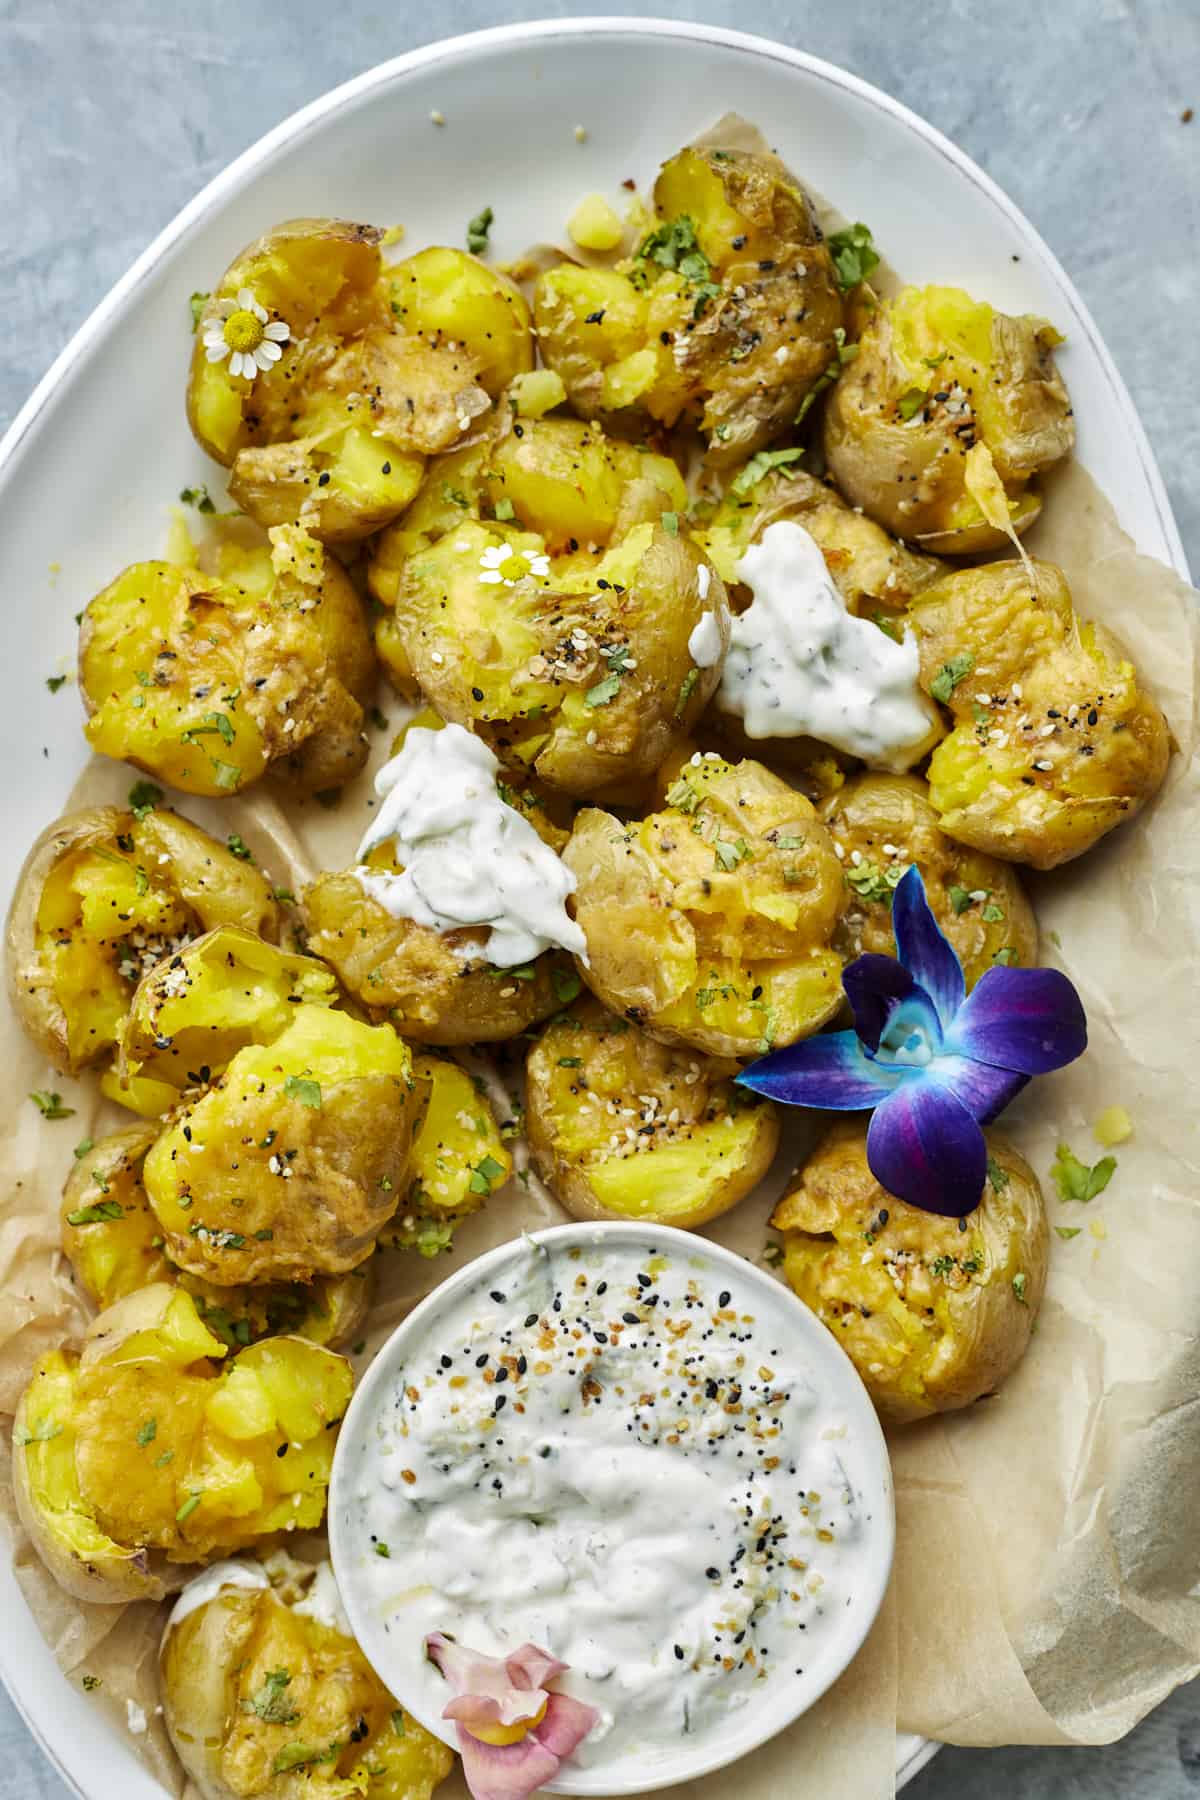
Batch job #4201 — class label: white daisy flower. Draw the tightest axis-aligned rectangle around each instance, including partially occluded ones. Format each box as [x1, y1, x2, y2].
[201, 287, 291, 381]
[477, 543, 553, 588]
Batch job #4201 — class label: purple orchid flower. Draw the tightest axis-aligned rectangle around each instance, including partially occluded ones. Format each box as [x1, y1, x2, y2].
[737, 866, 1086, 1216]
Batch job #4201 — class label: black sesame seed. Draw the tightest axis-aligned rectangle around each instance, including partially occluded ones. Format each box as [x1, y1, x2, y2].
[719, 1290, 731, 1307]
[622, 1311, 640, 1325]
[489, 1289, 506, 1302]
[524, 1312, 539, 1327]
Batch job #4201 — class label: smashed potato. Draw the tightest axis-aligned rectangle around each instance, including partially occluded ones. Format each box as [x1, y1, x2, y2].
[534, 144, 843, 462]
[388, 243, 535, 397]
[909, 560, 1170, 867]
[6, 804, 278, 1077]
[389, 1053, 512, 1255]
[143, 1005, 419, 1285]
[161, 1560, 453, 1800]
[771, 1122, 1047, 1424]
[564, 754, 846, 1058]
[79, 531, 375, 797]
[527, 997, 779, 1226]
[821, 772, 1038, 986]
[824, 284, 1074, 553]
[13, 1285, 352, 1601]
[189, 219, 489, 542]
[61, 1126, 369, 1349]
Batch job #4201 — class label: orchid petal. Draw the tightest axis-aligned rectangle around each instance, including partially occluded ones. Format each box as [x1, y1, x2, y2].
[454, 1726, 561, 1800]
[928, 1053, 1029, 1124]
[841, 954, 918, 1052]
[891, 865, 965, 1031]
[426, 1635, 547, 1727]
[944, 964, 1087, 1075]
[533, 1692, 601, 1758]
[506, 1645, 568, 1692]
[736, 1029, 900, 1110]
[867, 1080, 986, 1217]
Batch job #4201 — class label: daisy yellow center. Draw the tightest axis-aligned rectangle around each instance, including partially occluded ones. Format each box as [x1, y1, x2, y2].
[223, 308, 266, 353]
[465, 1697, 549, 1747]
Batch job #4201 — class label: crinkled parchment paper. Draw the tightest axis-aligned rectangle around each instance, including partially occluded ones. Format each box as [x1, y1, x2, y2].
[2, 114, 1199, 1800]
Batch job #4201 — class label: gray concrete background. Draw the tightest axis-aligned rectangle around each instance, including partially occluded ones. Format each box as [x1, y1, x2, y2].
[1, 0, 1197, 1794]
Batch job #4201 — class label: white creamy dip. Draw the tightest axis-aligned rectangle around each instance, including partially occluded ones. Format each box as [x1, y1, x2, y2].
[719, 520, 934, 770]
[166, 1558, 268, 1630]
[356, 723, 587, 969]
[687, 610, 724, 669]
[293, 1560, 352, 1635]
[334, 1234, 889, 1785]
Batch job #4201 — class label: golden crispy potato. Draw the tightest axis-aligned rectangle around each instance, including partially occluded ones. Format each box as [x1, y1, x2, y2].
[908, 560, 1171, 868]
[824, 284, 1074, 553]
[388, 243, 535, 397]
[6, 804, 279, 1077]
[117, 925, 337, 1099]
[161, 1563, 453, 1800]
[142, 1005, 419, 1285]
[771, 1122, 1047, 1425]
[384, 513, 728, 800]
[388, 1053, 512, 1254]
[820, 772, 1038, 986]
[79, 530, 375, 797]
[188, 219, 490, 543]
[534, 145, 843, 463]
[14, 1285, 352, 1601]
[564, 754, 846, 1058]
[527, 997, 779, 1226]
[697, 463, 946, 620]
[61, 1126, 369, 1349]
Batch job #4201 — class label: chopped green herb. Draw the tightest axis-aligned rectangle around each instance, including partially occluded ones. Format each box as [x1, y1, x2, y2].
[81, 1675, 101, 1692]
[986, 1157, 1011, 1192]
[128, 780, 163, 819]
[176, 1491, 204, 1523]
[714, 838, 751, 872]
[1012, 1272, 1028, 1304]
[493, 497, 516, 521]
[795, 327, 859, 424]
[441, 482, 469, 508]
[930, 652, 974, 704]
[226, 833, 252, 861]
[374, 1541, 391, 1559]
[391, 1710, 407, 1737]
[179, 485, 216, 515]
[761, 1241, 784, 1268]
[674, 668, 699, 719]
[30, 1090, 74, 1120]
[1051, 1143, 1116, 1204]
[466, 206, 494, 254]
[14, 1417, 62, 1447]
[155, 1449, 175, 1468]
[947, 885, 973, 916]
[273, 887, 296, 904]
[929, 1255, 956, 1277]
[212, 759, 242, 791]
[72, 1138, 94, 1161]
[66, 1200, 124, 1226]
[846, 860, 905, 904]
[1054, 1225, 1083, 1241]
[730, 446, 805, 497]
[469, 1154, 507, 1196]
[187, 1223, 246, 1249]
[46, 673, 68, 693]
[272, 1745, 328, 1776]
[660, 511, 679, 535]
[189, 291, 209, 331]
[585, 671, 622, 707]
[665, 777, 701, 814]
[284, 1076, 322, 1109]
[558, 1056, 583, 1069]
[981, 903, 1005, 923]
[136, 1418, 157, 1447]
[896, 387, 927, 422]
[634, 216, 720, 316]
[244, 1669, 301, 1725]
[991, 947, 1017, 966]
[180, 709, 235, 747]
[826, 222, 880, 292]
[552, 967, 582, 1006]
[134, 866, 150, 896]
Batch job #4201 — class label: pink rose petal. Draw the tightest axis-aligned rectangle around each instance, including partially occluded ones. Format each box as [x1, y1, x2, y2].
[455, 1726, 561, 1800]
[532, 1692, 600, 1759]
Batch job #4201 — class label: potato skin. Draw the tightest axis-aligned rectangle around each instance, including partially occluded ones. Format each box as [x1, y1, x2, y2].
[824, 284, 1074, 553]
[6, 805, 279, 1076]
[564, 755, 847, 1059]
[909, 559, 1171, 868]
[527, 998, 779, 1227]
[820, 772, 1038, 986]
[771, 1121, 1047, 1424]
[142, 1005, 420, 1284]
[78, 533, 374, 798]
[161, 1573, 453, 1800]
[387, 1052, 512, 1255]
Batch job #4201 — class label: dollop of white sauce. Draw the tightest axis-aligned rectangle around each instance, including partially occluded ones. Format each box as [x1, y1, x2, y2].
[719, 521, 933, 770]
[125, 1699, 148, 1736]
[342, 1241, 876, 1772]
[687, 610, 723, 669]
[356, 723, 587, 969]
[293, 1560, 352, 1636]
[166, 1559, 268, 1631]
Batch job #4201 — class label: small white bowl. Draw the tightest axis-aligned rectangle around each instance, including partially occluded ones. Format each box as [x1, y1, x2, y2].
[330, 1221, 894, 1795]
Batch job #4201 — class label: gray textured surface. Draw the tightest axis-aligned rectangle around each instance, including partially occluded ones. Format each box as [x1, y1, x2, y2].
[0, 0, 1197, 1795]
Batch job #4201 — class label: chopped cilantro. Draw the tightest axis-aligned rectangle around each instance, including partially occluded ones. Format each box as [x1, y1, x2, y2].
[896, 387, 927, 422]
[134, 866, 150, 896]
[66, 1200, 124, 1226]
[494, 497, 516, 521]
[992, 947, 1017, 966]
[666, 776, 701, 814]
[30, 1090, 74, 1120]
[72, 1137, 94, 1160]
[947, 885, 973, 916]
[986, 1156, 1011, 1192]
[1012, 1272, 1028, 1304]
[441, 482, 469, 508]
[552, 967, 582, 1006]
[374, 1541, 391, 1559]
[46, 674, 68, 693]
[128, 780, 162, 819]
[180, 709, 235, 747]
[557, 1056, 583, 1069]
[179, 485, 216, 514]
[466, 206, 494, 254]
[469, 1154, 507, 1196]
[272, 886, 296, 904]
[929, 1255, 956, 1277]
[982, 903, 1006, 923]
[846, 860, 905, 904]
[585, 671, 622, 707]
[226, 833, 252, 861]
[244, 1669, 301, 1726]
[284, 1076, 322, 1108]
[1051, 1144, 1116, 1204]
[674, 668, 700, 719]
[826, 222, 880, 292]
[634, 216, 720, 316]
[136, 1418, 157, 1447]
[930, 652, 974, 704]
[1054, 1225, 1083, 1241]
[660, 511, 679, 535]
[795, 327, 859, 424]
[391, 1710, 407, 1736]
[714, 838, 751, 872]
[730, 446, 805, 497]
[212, 759, 242, 790]
[176, 1491, 204, 1523]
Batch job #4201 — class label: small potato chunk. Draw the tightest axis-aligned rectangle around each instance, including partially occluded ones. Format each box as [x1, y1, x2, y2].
[301, 867, 576, 1045]
[142, 1005, 420, 1284]
[534, 145, 843, 464]
[6, 804, 279, 1077]
[78, 531, 374, 797]
[527, 997, 779, 1226]
[161, 1566, 454, 1800]
[387, 1053, 513, 1255]
[821, 772, 1038, 987]
[61, 1126, 369, 1349]
[13, 1285, 352, 1600]
[909, 559, 1170, 868]
[386, 514, 728, 800]
[388, 244, 535, 397]
[117, 925, 337, 1099]
[771, 1122, 1047, 1424]
[564, 754, 847, 1059]
[824, 284, 1074, 553]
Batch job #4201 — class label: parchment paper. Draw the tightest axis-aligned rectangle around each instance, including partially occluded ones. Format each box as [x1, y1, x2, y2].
[2, 122, 1199, 1800]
